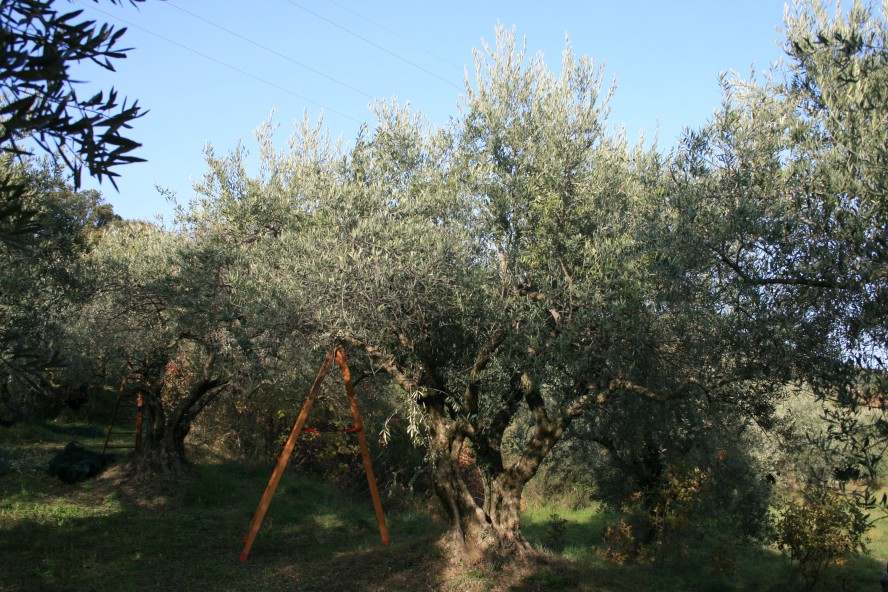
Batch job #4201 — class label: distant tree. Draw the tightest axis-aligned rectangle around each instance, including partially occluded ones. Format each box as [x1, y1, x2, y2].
[578, 391, 773, 552]
[0, 0, 144, 246]
[668, 0, 887, 538]
[68, 222, 231, 473]
[0, 157, 120, 424]
[67, 209, 311, 474]
[0, 0, 143, 423]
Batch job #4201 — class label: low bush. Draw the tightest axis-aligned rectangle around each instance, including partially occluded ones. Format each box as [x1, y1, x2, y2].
[774, 484, 869, 589]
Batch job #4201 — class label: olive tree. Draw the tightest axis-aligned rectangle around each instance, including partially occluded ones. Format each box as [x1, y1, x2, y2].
[70, 220, 248, 474]
[193, 30, 758, 558]
[668, 0, 886, 477]
[0, 157, 119, 424]
[188, 4, 885, 560]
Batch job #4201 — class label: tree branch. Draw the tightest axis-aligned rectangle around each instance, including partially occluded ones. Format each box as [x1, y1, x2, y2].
[522, 372, 552, 428]
[173, 376, 228, 429]
[183, 381, 229, 423]
[709, 244, 848, 289]
[170, 350, 227, 424]
[606, 377, 707, 404]
[506, 373, 564, 483]
[463, 327, 507, 414]
[338, 334, 421, 396]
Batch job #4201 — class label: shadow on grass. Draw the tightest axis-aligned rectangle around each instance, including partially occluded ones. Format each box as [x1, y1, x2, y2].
[4, 422, 887, 592]
[34, 420, 106, 440]
[0, 454, 446, 592]
[517, 506, 888, 592]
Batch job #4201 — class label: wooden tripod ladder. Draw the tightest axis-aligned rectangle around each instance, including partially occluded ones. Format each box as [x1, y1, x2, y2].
[239, 346, 390, 562]
[101, 376, 144, 456]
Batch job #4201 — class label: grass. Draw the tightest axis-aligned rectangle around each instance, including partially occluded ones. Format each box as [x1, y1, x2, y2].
[0, 420, 445, 592]
[519, 502, 888, 591]
[3, 420, 888, 591]
[521, 504, 611, 562]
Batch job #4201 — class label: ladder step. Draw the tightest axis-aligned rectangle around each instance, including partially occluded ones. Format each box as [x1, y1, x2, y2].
[103, 386, 143, 456]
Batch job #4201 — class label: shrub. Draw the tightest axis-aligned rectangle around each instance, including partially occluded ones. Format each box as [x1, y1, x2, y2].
[543, 512, 568, 551]
[600, 519, 635, 564]
[774, 486, 869, 589]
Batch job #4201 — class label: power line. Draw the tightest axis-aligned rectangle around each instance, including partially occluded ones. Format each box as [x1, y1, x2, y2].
[76, 1, 363, 125]
[282, 0, 462, 91]
[324, 0, 463, 70]
[163, 1, 375, 101]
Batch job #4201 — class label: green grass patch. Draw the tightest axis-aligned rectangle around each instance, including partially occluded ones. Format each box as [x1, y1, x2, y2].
[4, 421, 888, 591]
[0, 421, 445, 591]
[522, 503, 612, 560]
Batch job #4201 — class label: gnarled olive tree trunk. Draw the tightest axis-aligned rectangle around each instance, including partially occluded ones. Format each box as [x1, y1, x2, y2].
[346, 334, 579, 562]
[133, 372, 228, 476]
[421, 374, 571, 560]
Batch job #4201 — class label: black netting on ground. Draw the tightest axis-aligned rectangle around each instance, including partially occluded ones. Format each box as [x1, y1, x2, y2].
[47, 442, 113, 484]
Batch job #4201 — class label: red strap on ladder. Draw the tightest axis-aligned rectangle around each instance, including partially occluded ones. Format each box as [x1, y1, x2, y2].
[302, 426, 363, 434]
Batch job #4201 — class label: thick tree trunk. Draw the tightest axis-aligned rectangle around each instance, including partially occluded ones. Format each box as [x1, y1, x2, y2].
[434, 461, 534, 561]
[135, 426, 190, 475]
[485, 474, 528, 549]
[428, 413, 533, 562]
[132, 376, 226, 476]
[342, 335, 568, 562]
[134, 395, 190, 475]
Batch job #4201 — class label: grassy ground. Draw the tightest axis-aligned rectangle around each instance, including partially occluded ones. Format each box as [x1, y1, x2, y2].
[2, 421, 887, 591]
[520, 505, 887, 592]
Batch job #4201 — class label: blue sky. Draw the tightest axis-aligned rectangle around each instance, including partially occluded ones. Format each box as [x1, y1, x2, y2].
[66, 0, 791, 222]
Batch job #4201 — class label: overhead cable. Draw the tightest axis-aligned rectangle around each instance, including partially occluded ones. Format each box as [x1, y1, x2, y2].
[325, 0, 463, 70]
[164, 2, 375, 101]
[76, 1, 363, 125]
[283, 0, 462, 91]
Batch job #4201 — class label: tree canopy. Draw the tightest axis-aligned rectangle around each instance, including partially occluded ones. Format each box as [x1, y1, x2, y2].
[161, 5, 884, 554]
[0, 0, 144, 247]
[3, 0, 885, 566]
